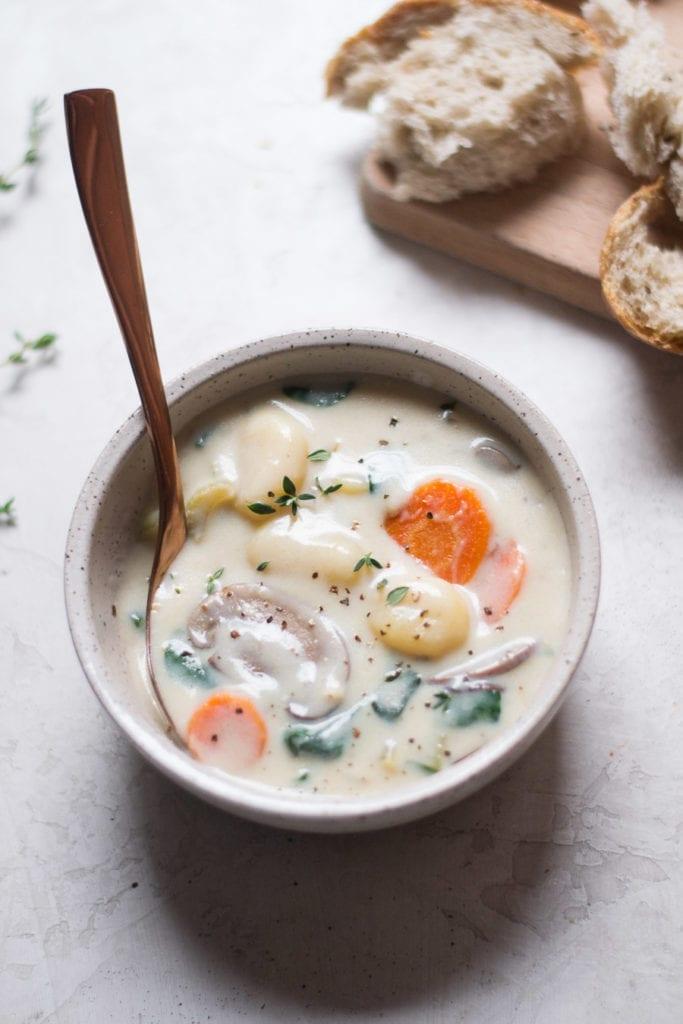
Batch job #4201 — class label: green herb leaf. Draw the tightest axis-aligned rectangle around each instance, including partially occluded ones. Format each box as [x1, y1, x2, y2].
[316, 476, 343, 496]
[410, 759, 441, 775]
[386, 585, 409, 606]
[368, 475, 378, 494]
[272, 479, 318, 517]
[163, 638, 212, 687]
[376, 578, 388, 590]
[1, 98, 48, 194]
[248, 502, 276, 515]
[372, 667, 421, 720]
[31, 332, 57, 351]
[284, 703, 359, 759]
[307, 449, 331, 462]
[256, 561, 270, 572]
[129, 611, 144, 629]
[205, 567, 225, 594]
[0, 497, 16, 523]
[353, 552, 384, 573]
[283, 382, 355, 407]
[5, 328, 58, 367]
[433, 688, 502, 726]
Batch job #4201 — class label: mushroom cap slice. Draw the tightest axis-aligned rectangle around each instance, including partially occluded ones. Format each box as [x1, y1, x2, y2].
[187, 583, 350, 720]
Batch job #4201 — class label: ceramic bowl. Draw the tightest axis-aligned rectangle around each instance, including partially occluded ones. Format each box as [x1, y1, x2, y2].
[64, 329, 600, 832]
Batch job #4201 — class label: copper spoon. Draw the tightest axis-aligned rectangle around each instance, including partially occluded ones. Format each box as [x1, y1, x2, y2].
[65, 88, 186, 737]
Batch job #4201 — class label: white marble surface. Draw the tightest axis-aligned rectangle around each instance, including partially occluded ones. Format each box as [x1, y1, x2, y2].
[2, 1, 683, 1021]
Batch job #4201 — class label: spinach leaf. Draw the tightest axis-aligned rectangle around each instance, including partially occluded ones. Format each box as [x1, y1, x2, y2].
[434, 688, 501, 727]
[284, 702, 359, 759]
[282, 382, 355, 407]
[372, 667, 421, 721]
[163, 638, 212, 688]
[194, 427, 214, 448]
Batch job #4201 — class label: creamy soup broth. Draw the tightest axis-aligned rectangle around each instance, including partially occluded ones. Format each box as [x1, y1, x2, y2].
[116, 377, 571, 796]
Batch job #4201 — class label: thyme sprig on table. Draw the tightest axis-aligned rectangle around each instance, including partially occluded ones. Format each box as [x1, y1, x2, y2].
[5, 330, 57, 365]
[0, 498, 17, 525]
[248, 476, 318, 518]
[0, 99, 49, 192]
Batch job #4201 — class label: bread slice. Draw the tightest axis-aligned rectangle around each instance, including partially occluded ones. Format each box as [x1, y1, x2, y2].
[326, 0, 599, 203]
[601, 179, 683, 353]
[583, 0, 683, 219]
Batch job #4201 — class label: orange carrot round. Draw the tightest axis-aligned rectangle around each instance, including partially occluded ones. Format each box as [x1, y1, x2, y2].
[473, 540, 527, 622]
[385, 480, 491, 584]
[187, 693, 267, 770]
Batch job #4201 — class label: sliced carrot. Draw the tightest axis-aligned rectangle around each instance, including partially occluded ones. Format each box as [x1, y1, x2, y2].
[472, 540, 527, 622]
[187, 693, 267, 770]
[384, 480, 491, 584]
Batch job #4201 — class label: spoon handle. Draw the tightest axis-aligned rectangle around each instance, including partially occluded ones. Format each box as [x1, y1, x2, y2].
[64, 89, 186, 581]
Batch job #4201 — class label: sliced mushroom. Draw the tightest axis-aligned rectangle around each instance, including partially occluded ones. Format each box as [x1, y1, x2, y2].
[470, 437, 521, 472]
[428, 637, 536, 690]
[187, 583, 349, 719]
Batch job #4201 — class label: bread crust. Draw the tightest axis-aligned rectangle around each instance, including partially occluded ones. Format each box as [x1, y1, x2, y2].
[325, 0, 600, 98]
[601, 179, 683, 354]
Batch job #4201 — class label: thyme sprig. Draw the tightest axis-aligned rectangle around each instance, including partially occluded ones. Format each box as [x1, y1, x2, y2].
[206, 567, 225, 594]
[315, 476, 343, 496]
[248, 477, 317, 518]
[0, 498, 16, 525]
[353, 552, 383, 573]
[0, 99, 49, 192]
[5, 330, 57, 366]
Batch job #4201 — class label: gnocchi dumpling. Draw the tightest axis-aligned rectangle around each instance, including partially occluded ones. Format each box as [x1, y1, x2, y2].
[186, 481, 235, 537]
[315, 452, 371, 495]
[247, 509, 366, 584]
[236, 406, 309, 516]
[369, 576, 470, 658]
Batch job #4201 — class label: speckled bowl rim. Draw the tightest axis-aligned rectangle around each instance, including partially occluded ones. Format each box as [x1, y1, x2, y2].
[65, 329, 600, 832]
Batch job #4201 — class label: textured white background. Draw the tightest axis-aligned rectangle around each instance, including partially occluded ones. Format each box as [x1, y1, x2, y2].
[2, 1, 683, 1021]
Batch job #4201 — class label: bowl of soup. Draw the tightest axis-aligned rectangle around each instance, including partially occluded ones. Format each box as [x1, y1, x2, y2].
[64, 329, 600, 832]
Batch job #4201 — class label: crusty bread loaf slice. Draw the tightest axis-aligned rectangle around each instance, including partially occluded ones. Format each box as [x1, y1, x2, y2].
[583, 0, 683, 219]
[601, 179, 683, 353]
[326, 0, 599, 203]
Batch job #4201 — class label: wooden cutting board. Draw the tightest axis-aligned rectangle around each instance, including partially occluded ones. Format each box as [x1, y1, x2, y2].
[360, 0, 682, 320]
